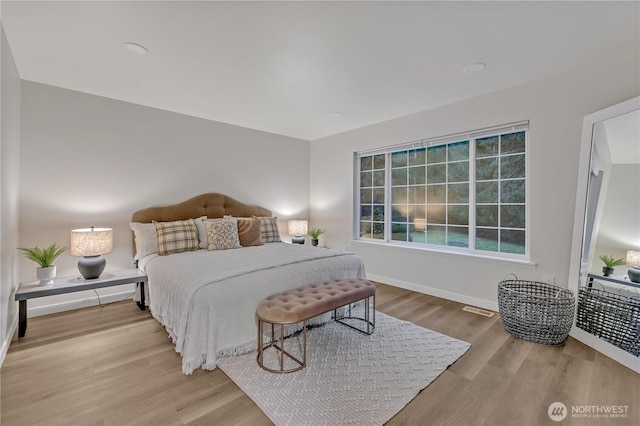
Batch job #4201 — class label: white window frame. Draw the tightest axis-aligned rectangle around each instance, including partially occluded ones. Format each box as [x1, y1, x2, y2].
[354, 121, 531, 263]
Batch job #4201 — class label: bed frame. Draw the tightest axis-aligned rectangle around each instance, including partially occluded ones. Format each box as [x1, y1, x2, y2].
[131, 192, 272, 256]
[132, 192, 272, 223]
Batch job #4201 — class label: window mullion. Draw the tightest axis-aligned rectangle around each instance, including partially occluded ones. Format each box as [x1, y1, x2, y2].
[384, 152, 392, 242]
[444, 160, 449, 245]
[354, 154, 360, 241]
[469, 138, 476, 251]
[497, 134, 502, 252]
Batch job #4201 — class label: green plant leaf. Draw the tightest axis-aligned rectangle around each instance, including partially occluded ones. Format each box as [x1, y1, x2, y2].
[598, 254, 626, 268]
[308, 227, 325, 239]
[18, 243, 67, 267]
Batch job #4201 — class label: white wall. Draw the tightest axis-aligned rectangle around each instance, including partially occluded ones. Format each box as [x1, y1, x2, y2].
[1, 23, 22, 363]
[592, 164, 640, 276]
[19, 81, 309, 315]
[310, 54, 640, 311]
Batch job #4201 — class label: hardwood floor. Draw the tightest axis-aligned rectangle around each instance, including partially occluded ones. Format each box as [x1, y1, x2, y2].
[1, 283, 638, 425]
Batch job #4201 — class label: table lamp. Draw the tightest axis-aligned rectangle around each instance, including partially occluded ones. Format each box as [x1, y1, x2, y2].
[70, 226, 113, 279]
[626, 250, 640, 283]
[288, 220, 308, 244]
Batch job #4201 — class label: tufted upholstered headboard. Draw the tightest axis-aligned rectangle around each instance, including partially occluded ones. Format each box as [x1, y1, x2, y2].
[131, 192, 272, 255]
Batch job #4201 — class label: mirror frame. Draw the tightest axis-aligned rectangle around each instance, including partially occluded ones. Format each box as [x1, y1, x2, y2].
[568, 96, 640, 372]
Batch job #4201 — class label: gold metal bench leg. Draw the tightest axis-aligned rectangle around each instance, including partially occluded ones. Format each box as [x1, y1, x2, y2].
[365, 296, 370, 334]
[334, 295, 376, 335]
[280, 324, 285, 371]
[257, 319, 307, 374]
[303, 319, 307, 367]
[257, 319, 263, 365]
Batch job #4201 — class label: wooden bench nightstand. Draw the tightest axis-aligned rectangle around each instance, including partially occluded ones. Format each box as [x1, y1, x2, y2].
[15, 268, 148, 338]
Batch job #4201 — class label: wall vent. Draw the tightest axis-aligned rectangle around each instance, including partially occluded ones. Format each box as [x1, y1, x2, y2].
[462, 306, 495, 317]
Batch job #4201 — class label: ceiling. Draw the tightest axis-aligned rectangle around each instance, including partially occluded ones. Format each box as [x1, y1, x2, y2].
[2, 1, 639, 141]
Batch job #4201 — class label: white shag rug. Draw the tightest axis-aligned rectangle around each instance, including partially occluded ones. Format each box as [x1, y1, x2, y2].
[217, 311, 470, 425]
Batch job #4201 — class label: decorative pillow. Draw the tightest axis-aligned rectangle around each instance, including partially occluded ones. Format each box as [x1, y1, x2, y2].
[205, 217, 241, 250]
[235, 217, 263, 247]
[193, 216, 208, 249]
[153, 219, 199, 255]
[253, 216, 281, 243]
[129, 222, 159, 260]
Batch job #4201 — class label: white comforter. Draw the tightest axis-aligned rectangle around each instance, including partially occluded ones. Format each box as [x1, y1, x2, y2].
[139, 243, 366, 374]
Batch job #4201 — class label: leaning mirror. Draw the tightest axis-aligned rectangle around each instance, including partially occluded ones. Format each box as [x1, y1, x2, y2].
[569, 97, 639, 371]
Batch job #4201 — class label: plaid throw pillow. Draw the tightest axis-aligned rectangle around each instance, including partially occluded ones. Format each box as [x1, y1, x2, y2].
[153, 220, 199, 255]
[253, 216, 281, 243]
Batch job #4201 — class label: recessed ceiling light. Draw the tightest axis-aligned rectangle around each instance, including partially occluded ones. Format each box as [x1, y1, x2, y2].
[330, 112, 343, 117]
[463, 63, 486, 74]
[122, 42, 148, 55]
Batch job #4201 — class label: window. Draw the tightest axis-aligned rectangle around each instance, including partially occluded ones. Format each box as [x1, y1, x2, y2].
[359, 154, 386, 239]
[356, 122, 528, 259]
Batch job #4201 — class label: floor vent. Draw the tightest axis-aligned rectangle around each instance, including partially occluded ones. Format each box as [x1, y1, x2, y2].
[462, 306, 495, 317]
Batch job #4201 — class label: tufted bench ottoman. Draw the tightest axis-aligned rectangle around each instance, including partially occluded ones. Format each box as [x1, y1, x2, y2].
[256, 279, 376, 373]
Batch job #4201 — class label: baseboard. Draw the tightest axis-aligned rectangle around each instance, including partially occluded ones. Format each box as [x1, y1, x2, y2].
[367, 273, 499, 312]
[27, 290, 136, 318]
[1, 313, 18, 367]
[569, 327, 640, 374]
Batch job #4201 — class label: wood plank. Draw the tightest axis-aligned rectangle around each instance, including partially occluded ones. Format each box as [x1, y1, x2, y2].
[437, 364, 514, 425]
[2, 283, 638, 426]
[486, 357, 559, 425]
[385, 370, 471, 425]
[487, 333, 533, 374]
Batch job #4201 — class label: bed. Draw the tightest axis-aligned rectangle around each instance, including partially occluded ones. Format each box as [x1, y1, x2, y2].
[130, 193, 366, 374]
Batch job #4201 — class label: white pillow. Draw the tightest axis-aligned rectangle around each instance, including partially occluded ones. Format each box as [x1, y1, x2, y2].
[129, 222, 159, 260]
[204, 217, 241, 250]
[193, 216, 208, 249]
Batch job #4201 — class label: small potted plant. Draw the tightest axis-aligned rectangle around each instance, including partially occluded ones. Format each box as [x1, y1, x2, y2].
[308, 228, 325, 247]
[598, 254, 626, 277]
[18, 243, 67, 286]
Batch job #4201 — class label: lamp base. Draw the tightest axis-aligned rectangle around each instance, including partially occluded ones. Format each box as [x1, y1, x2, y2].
[628, 267, 640, 283]
[78, 255, 106, 280]
[291, 235, 305, 244]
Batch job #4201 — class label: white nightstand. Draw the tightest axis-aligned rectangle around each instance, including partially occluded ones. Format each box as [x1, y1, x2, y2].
[15, 269, 148, 337]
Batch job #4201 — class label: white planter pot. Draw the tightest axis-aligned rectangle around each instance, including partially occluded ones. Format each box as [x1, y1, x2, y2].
[36, 265, 56, 286]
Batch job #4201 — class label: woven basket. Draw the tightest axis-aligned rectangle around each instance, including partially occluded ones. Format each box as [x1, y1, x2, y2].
[576, 286, 640, 356]
[498, 275, 575, 345]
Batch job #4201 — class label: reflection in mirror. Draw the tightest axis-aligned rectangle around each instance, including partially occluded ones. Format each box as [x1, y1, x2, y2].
[576, 105, 640, 357]
[583, 111, 640, 280]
